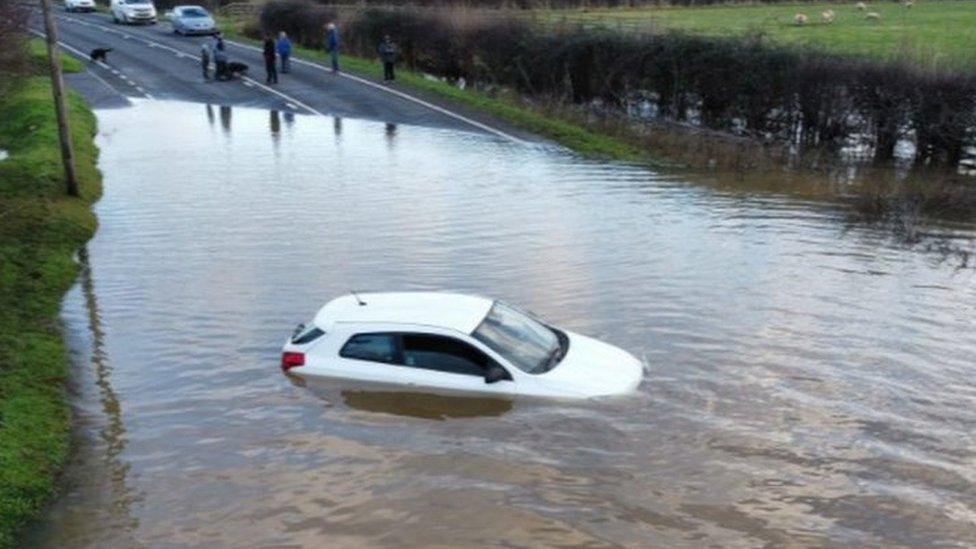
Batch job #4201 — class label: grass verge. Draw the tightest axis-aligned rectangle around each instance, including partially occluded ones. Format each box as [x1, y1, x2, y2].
[0, 52, 100, 546]
[541, 0, 976, 71]
[218, 16, 653, 163]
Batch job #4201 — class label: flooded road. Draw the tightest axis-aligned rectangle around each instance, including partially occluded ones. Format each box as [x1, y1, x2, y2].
[32, 100, 976, 547]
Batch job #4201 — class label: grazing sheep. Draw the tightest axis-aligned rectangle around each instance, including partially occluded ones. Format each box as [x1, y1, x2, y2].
[821, 9, 836, 24]
[794, 13, 809, 26]
[856, 1, 867, 10]
[865, 11, 882, 21]
[903, 0, 914, 7]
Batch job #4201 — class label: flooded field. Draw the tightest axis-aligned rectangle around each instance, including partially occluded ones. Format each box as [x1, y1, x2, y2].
[31, 100, 976, 546]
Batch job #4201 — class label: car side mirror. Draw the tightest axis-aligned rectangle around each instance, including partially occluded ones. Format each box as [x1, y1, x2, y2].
[484, 364, 510, 384]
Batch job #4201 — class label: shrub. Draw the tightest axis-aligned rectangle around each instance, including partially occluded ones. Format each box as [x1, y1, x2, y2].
[259, 0, 338, 47]
[257, 2, 976, 166]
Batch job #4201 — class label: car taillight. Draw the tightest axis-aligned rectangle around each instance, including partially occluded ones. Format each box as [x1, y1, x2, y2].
[281, 352, 305, 371]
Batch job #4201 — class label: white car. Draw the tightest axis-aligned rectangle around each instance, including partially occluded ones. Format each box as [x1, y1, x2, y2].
[281, 292, 645, 399]
[64, 0, 96, 12]
[110, 0, 157, 25]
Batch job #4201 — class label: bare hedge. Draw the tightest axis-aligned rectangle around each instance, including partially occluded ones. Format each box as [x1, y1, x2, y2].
[258, 1, 976, 165]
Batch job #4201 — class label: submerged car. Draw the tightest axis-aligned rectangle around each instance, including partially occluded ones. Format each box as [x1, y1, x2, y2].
[64, 0, 96, 13]
[281, 292, 644, 399]
[167, 5, 217, 36]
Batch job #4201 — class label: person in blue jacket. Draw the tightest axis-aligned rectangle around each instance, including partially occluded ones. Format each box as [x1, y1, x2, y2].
[276, 31, 292, 74]
[324, 22, 340, 73]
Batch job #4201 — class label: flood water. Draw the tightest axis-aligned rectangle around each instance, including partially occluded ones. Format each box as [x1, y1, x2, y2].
[32, 100, 976, 547]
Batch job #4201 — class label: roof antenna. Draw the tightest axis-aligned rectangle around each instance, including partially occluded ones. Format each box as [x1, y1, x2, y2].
[351, 290, 366, 306]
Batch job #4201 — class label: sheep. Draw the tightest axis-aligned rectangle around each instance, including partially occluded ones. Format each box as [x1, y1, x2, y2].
[821, 9, 836, 24]
[794, 13, 809, 26]
[865, 11, 882, 21]
[903, 0, 914, 7]
[856, 1, 867, 10]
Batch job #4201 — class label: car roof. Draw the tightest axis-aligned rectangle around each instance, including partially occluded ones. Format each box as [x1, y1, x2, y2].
[314, 292, 494, 334]
[174, 5, 206, 10]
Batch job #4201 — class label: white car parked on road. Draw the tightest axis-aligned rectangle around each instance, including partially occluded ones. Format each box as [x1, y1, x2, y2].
[281, 292, 645, 399]
[64, 0, 96, 12]
[110, 0, 157, 25]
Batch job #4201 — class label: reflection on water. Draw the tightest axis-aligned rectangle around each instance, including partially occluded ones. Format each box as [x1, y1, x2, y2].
[30, 247, 139, 546]
[32, 100, 976, 547]
[219, 104, 231, 133]
[270, 110, 280, 135]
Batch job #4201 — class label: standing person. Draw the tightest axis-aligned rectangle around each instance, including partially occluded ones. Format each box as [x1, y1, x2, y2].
[263, 33, 278, 84]
[213, 36, 228, 81]
[276, 31, 292, 74]
[378, 34, 396, 82]
[200, 39, 211, 80]
[325, 22, 340, 73]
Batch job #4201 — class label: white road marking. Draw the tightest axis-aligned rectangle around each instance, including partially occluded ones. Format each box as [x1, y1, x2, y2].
[227, 39, 527, 144]
[54, 16, 326, 116]
[50, 13, 519, 139]
[240, 76, 323, 116]
[25, 28, 154, 100]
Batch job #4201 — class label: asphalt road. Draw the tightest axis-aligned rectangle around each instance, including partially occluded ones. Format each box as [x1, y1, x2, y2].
[33, 10, 527, 141]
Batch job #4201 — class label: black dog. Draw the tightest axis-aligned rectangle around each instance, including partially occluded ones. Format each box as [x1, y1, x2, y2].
[227, 61, 248, 77]
[89, 47, 112, 63]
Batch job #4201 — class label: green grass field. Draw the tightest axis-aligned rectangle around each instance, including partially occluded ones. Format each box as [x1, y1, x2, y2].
[542, 0, 976, 70]
[0, 43, 99, 548]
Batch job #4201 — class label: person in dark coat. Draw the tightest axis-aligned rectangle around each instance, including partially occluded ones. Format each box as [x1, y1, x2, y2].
[276, 31, 292, 74]
[324, 23, 340, 73]
[263, 33, 278, 84]
[378, 34, 396, 82]
[213, 35, 228, 81]
[200, 40, 211, 80]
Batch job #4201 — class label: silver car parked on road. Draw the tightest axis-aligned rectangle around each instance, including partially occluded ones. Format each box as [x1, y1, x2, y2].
[167, 5, 217, 36]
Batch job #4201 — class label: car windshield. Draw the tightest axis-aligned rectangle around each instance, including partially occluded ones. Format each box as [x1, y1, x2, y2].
[472, 302, 562, 374]
[182, 8, 207, 16]
[126, 0, 150, 4]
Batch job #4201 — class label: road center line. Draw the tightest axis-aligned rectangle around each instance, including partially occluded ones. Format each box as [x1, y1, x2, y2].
[51, 13, 525, 143]
[26, 27, 154, 100]
[226, 39, 527, 144]
[52, 14, 322, 116]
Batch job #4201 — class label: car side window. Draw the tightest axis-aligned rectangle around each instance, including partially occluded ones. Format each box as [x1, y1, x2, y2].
[401, 334, 495, 377]
[340, 333, 397, 363]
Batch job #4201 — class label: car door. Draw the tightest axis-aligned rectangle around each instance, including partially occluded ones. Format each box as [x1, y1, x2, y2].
[397, 333, 516, 395]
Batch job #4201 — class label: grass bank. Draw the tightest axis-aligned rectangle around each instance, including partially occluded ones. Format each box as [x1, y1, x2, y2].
[219, 16, 652, 163]
[0, 53, 100, 546]
[542, 0, 976, 71]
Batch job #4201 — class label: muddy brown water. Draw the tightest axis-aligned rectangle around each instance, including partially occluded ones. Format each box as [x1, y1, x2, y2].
[29, 100, 976, 547]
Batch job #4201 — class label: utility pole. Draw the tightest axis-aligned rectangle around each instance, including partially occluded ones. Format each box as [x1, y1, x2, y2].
[39, 0, 79, 197]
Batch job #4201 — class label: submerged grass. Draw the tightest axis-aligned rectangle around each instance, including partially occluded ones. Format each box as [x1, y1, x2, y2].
[0, 50, 100, 546]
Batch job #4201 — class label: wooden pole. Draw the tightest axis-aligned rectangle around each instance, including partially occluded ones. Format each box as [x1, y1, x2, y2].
[39, 0, 79, 197]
